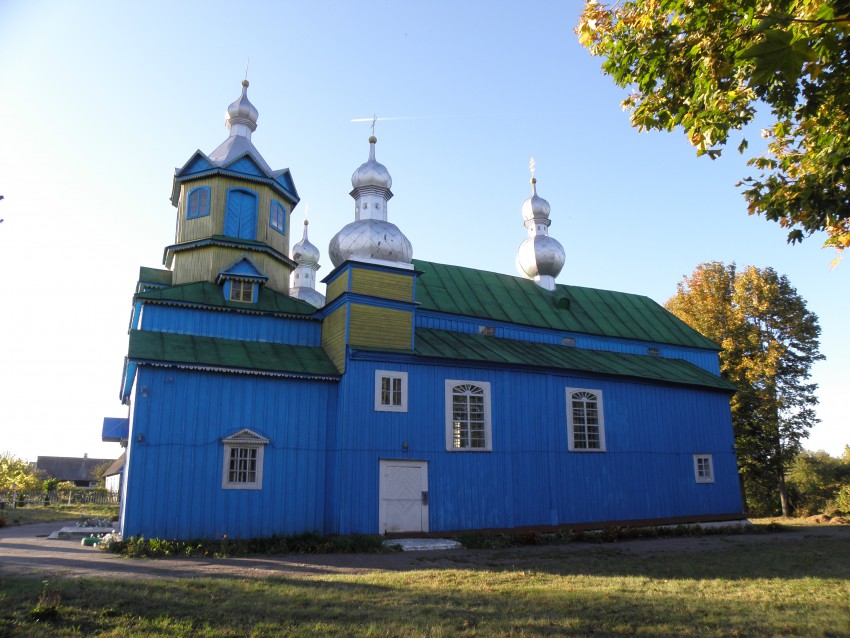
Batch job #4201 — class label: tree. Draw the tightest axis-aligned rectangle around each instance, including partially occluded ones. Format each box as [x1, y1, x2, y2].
[576, 1, 850, 262]
[0, 453, 44, 492]
[786, 449, 850, 514]
[665, 263, 824, 515]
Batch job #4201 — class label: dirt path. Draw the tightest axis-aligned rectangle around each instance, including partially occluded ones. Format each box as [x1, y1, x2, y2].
[1, 520, 848, 581]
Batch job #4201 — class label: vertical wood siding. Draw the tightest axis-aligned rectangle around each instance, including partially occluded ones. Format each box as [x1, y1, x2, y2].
[176, 178, 289, 257]
[351, 269, 414, 301]
[326, 359, 741, 534]
[321, 307, 347, 372]
[171, 245, 291, 293]
[140, 305, 321, 345]
[121, 367, 336, 540]
[349, 305, 413, 350]
[416, 311, 720, 374]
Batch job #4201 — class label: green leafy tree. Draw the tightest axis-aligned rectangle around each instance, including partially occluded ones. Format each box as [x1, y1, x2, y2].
[0, 453, 44, 492]
[665, 263, 824, 515]
[576, 1, 850, 262]
[787, 449, 850, 514]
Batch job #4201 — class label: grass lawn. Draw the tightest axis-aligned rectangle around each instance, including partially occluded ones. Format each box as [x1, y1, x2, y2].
[1, 526, 848, 636]
[0, 504, 118, 527]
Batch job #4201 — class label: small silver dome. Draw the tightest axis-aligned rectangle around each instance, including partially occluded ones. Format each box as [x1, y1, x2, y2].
[226, 80, 259, 133]
[516, 235, 565, 279]
[329, 219, 412, 267]
[521, 178, 551, 223]
[351, 136, 392, 190]
[291, 220, 320, 266]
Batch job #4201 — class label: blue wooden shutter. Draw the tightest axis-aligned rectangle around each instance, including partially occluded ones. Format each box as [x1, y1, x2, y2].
[224, 190, 258, 240]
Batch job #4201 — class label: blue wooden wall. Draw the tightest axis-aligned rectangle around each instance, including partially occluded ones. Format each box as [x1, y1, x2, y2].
[326, 357, 741, 535]
[139, 305, 321, 346]
[121, 367, 336, 539]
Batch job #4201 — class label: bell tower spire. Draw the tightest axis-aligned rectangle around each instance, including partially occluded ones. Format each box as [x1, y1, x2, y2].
[516, 159, 565, 291]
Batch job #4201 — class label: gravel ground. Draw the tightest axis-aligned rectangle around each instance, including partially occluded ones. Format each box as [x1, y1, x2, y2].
[1, 520, 848, 581]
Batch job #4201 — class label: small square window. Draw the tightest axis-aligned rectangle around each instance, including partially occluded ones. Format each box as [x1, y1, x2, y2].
[694, 454, 714, 483]
[229, 281, 254, 302]
[375, 370, 408, 412]
[647, 347, 660, 357]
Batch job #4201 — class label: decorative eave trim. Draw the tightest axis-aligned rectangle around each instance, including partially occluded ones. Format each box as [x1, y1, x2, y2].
[171, 167, 299, 206]
[133, 297, 322, 320]
[163, 237, 297, 269]
[222, 428, 270, 445]
[129, 359, 341, 382]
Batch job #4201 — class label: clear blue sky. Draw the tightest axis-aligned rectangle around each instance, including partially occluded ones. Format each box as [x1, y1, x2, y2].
[0, 0, 846, 462]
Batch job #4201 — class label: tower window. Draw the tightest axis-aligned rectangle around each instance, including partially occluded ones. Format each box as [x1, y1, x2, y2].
[270, 201, 286, 234]
[230, 280, 255, 302]
[187, 187, 210, 219]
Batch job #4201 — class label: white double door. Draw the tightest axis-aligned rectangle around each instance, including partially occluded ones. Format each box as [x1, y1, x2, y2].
[379, 460, 429, 534]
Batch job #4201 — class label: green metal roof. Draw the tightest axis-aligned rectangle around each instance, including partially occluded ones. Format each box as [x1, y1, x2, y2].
[412, 260, 719, 350]
[138, 267, 173, 286]
[136, 281, 318, 316]
[412, 329, 735, 392]
[128, 330, 339, 378]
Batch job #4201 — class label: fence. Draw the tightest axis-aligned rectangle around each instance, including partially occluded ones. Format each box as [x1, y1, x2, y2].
[0, 488, 119, 509]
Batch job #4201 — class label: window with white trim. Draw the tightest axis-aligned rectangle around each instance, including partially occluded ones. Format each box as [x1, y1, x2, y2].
[187, 187, 210, 219]
[566, 388, 606, 451]
[229, 280, 254, 302]
[221, 429, 269, 490]
[270, 200, 286, 234]
[445, 380, 492, 451]
[694, 454, 714, 483]
[375, 370, 408, 412]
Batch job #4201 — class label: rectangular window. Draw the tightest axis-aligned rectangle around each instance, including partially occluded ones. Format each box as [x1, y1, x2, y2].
[221, 429, 268, 490]
[445, 380, 492, 451]
[229, 280, 254, 302]
[694, 454, 714, 483]
[567, 388, 606, 452]
[187, 187, 210, 219]
[375, 370, 408, 412]
[270, 201, 286, 234]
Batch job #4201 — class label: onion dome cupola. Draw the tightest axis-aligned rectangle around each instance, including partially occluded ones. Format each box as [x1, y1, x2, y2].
[166, 80, 300, 296]
[290, 211, 326, 308]
[516, 160, 565, 291]
[328, 136, 412, 268]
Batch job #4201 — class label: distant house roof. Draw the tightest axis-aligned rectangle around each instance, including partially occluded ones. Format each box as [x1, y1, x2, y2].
[127, 330, 340, 380]
[104, 452, 125, 477]
[102, 417, 129, 442]
[409, 329, 735, 392]
[35, 456, 113, 484]
[412, 259, 719, 350]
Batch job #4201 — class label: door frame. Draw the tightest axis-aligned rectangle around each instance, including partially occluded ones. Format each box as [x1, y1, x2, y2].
[378, 459, 429, 535]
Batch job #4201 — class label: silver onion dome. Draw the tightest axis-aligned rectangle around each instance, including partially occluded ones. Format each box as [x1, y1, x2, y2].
[329, 136, 412, 267]
[516, 172, 565, 290]
[351, 136, 392, 190]
[226, 80, 259, 132]
[291, 220, 320, 266]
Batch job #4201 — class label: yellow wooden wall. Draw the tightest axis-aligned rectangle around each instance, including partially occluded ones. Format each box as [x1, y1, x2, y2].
[321, 306, 348, 372]
[175, 177, 290, 257]
[171, 246, 291, 293]
[350, 269, 414, 302]
[348, 304, 413, 351]
[326, 273, 349, 304]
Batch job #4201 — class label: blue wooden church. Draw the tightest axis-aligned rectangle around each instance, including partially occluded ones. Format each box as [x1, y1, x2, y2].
[106, 82, 743, 540]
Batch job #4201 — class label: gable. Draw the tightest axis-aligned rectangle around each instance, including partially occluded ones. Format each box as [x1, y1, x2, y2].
[216, 256, 269, 282]
[224, 155, 266, 177]
[222, 428, 270, 444]
[412, 259, 720, 351]
[177, 151, 215, 177]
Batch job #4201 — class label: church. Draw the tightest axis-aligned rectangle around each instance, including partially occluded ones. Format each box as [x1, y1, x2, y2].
[106, 81, 743, 540]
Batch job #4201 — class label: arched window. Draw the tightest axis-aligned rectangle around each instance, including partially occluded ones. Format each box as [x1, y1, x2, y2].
[224, 188, 258, 240]
[567, 389, 606, 451]
[186, 187, 210, 219]
[269, 201, 286, 234]
[445, 380, 491, 451]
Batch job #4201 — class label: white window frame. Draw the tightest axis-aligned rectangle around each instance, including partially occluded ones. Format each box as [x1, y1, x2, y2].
[221, 429, 269, 490]
[566, 388, 606, 452]
[374, 370, 408, 412]
[694, 454, 715, 483]
[229, 280, 255, 302]
[445, 380, 492, 452]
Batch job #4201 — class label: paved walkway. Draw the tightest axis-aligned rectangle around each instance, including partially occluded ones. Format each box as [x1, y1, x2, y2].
[1, 520, 848, 581]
